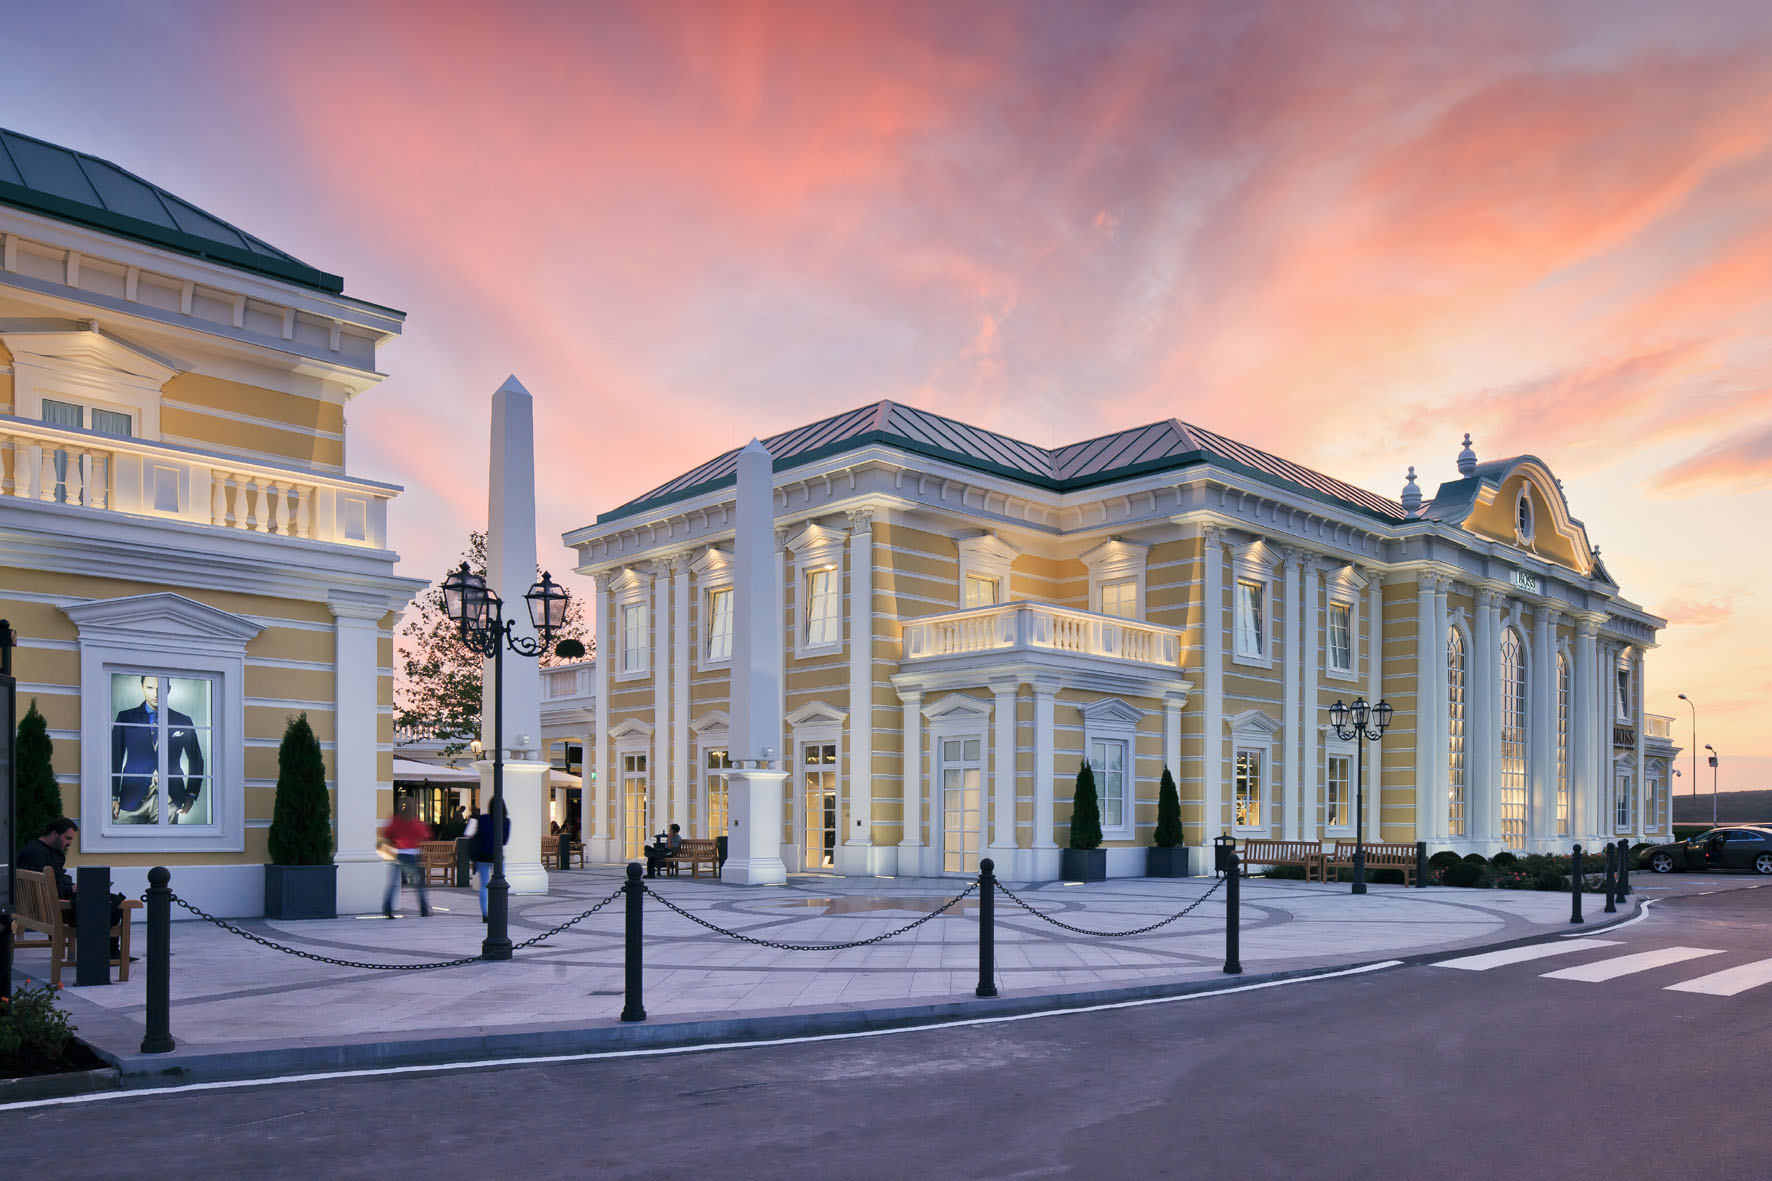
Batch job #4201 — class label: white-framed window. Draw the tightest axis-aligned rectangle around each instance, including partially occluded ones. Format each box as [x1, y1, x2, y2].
[1234, 749, 1263, 830]
[1647, 765, 1666, 835]
[804, 566, 841, 648]
[1099, 578, 1139, 620]
[620, 749, 650, 860]
[1447, 624, 1467, 839]
[1500, 627, 1527, 848]
[957, 532, 1019, 611]
[64, 593, 260, 854]
[1516, 488, 1535, 543]
[1556, 649, 1570, 837]
[1614, 763, 1634, 832]
[705, 587, 734, 662]
[42, 396, 134, 438]
[1327, 602, 1353, 674]
[786, 700, 847, 868]
[690, 711, 733, 839]
[1234, 580, 1265, 659]
[1082, 697, 1142, 841]
[1088, 739, 1129, 832]
[923, 693, 992, 875]
[1082, 538, 1148, 622]
[1324, 743, 1354, 833]
[1614, 652, 1634, 723]
[1226, 709, 1280, 834]
[621, 602, 648, 675]
[1228, 540, 1279, 668]
[963, 575, 1001, 609]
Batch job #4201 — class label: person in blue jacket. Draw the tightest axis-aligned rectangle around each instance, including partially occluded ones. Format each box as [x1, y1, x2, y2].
[110, 675, 206, 824]
[464, 804, 512, 921]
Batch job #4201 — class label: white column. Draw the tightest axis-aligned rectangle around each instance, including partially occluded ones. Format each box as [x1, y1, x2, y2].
[329, 596, 386, 915]
[1200, 526, 1224, 843]
[1365, 572, 1384, 844]
[1633, 650, 1647, 839]
[988, 678, 1017, 857]
[591, 576, 612, 861]
[1281, 551, 1302, 842]
[1413, 572, 1439, 846]
[651, 566, 670, 832]
[1033, 678, 1059, 879]
[898, 687, 924, 869]
[1530, 607, 1556, 849]
[1471, 588, 1501, 847]
[1571, 620, 1596, 842]
[843, 509, 876, 873]
[671, 554, 691, 833]
[1432, 578, 1451, 842]
[725, 438, 788, 885]
[1300, 559, 1320, 842]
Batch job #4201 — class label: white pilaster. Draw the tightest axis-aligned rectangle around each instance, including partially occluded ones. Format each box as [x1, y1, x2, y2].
[1365, 571, 1384, 844]
[1571, 620, 1596, 842]
[1033, 678, 1059, 876]
[329, 596, 386, 914]
[1413, 572, 1438, 846]
[1472, 588, 1502, 848]
[1281, 550, 1301, 842]
[1300, 558, 1320, 842]
[1633, 649, 1647, 840]
[1530, 607, 1556, 849]
[671, 553, 691, 833]
[843, 509, 877, 872]
[651, 566, 670, 831]
[989, 678, 1017, 857]
[591, 576, 612, 861]
[1432, 578, 1451, 842]
[1201, 526, 1224, 842]
[898, 687, 924, 860]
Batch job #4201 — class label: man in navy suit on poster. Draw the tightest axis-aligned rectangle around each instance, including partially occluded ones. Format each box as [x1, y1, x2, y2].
[111, 675, 206, 824]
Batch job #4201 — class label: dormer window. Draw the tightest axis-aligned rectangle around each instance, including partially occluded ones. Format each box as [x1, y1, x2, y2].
[1516, 489, 1535, 543]
[963, 575, 1001, 609]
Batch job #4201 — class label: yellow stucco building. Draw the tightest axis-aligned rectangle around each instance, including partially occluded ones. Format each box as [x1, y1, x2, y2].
[0, 127, 423, 914]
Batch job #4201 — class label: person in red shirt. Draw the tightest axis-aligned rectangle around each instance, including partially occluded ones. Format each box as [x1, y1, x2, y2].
[380, 797, 433, 918]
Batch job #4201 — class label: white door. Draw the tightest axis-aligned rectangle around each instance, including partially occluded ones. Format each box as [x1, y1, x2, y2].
[622, 753, 649, 860]
[801, 742, 838, 870]
[939, 736, 983, 875]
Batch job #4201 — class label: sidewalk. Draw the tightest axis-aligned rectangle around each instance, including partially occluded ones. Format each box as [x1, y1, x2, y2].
[19, 866, 1639, 1085]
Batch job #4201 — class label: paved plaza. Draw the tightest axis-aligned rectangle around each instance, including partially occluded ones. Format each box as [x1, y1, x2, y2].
[17, 866, 1643, 1082]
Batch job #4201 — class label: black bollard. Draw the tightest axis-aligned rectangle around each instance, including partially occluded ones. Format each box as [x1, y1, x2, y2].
[141, 867, 174, 1054]
[1569, 844, 1584, 924]
[1, 908, 12, 1004]
[1224, 853, 1243, 975]
[76, 865, 113, 986]
[1414, 841, 1428, 889]
[620, 862, 646, 1023]
[1616, 838, 1632, 899]
[976, 857, 997, 999]
[1602, 845, 1617, 914]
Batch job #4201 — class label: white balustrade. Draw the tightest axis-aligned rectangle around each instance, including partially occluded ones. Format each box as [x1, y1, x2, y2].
[902, 602, 1184, 671]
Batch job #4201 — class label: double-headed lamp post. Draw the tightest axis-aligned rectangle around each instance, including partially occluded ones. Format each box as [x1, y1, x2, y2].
[1705, 744, 1719, 827]
[1677, 693, 1697, 801]
[1327, 696, 1392, 896]
[441, 562, 572, 961]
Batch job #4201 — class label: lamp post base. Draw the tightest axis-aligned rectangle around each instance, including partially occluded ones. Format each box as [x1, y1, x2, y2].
[482, 878, 513, 960]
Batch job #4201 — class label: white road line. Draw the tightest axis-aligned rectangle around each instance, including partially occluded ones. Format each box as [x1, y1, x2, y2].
[1433, 939, 1621, 971]
[1541, 946, 1722, 982]
[1665, 957, 1772, 997]
[0, 958, 1403, 1114]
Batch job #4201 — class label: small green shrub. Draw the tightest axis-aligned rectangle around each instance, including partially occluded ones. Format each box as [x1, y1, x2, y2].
[0, 982, 77, 1076]
[1371, 867, 1405, 885]
[1443, 860, 1486, 888]
[268, 714, 333, 866]
[1462, 853, 1488, 865]
[1428, 850, 1463, 871]
[1153, 767, 1184, 848]
[1068, 763, 1103, 850]
[15, 700, 61, 849]
[1264, 865, 1307, 880]
[1535, 870, 1567, 891]
[1491, 851, 1518, 868]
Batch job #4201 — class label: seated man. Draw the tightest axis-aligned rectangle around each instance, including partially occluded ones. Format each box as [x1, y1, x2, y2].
[17, 817, 129, 952]
[644, 823, 682, 878]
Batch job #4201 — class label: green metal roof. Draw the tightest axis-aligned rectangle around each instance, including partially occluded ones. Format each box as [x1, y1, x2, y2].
[0, 127, 344, 294]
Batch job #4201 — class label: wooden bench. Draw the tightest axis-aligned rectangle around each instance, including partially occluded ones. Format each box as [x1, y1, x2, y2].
[10, 867, 141, 988]
[1237, 838, 1328, 882]
[659, 837, 720, 879]
[1326, 841, 1420, 886]
[540, 834, 584, 870]
[420, 841, 459, 887]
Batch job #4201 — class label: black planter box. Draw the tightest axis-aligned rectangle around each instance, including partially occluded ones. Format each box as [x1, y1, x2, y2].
[1146, 846, 1191, 877]
[263, 863, 337, 920]
[1060, 848, 1108, 883]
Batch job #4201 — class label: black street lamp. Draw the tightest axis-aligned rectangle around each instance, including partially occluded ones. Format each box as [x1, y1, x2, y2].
[442, 562, 571, 960]
[1328, 695, 1392, 895]
[1705, 744, 1719, 828]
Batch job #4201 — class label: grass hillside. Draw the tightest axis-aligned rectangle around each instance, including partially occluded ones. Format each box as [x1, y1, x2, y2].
[1672, 788, 1772, 825]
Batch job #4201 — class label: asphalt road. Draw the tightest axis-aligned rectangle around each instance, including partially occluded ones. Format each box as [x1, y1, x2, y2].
[9, 879, 1769, 1179]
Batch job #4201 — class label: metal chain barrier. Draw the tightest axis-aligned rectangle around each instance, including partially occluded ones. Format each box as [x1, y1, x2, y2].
[642, 881, 979, 951]
[159, 883, 625, 970]
[995, 874, 1228, 938]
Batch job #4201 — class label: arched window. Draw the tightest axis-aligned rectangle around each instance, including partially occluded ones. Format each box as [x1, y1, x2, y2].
[1500, 628, 1527, 847]
[1447, 626, 1466, 838]
[1556, 651, 1570, 837]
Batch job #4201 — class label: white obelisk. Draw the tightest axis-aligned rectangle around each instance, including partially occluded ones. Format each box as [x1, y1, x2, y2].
[478, 375, 550, 894]
[724, 439, 789, 885]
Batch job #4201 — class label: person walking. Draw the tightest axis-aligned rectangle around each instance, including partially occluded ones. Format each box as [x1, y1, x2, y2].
[463, 804, 511, 921]
[380, 797, 432, 918]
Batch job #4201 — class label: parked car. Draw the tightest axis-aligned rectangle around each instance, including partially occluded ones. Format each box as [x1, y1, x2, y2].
[1639, 827, 1772, 875]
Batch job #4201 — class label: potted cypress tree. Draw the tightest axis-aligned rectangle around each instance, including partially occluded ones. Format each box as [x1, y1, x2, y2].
[1146, 766, 1189, 877]
[1060, 762, 1108, 883]
[264, 713, 337, 919]
[15, 701, 62, 849]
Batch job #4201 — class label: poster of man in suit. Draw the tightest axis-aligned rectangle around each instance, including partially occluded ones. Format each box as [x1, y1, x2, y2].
[110, 674, 209, 825]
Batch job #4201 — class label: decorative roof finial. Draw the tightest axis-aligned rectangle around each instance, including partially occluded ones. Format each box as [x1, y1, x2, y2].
[1400, 466, 1422, 514]
[1456, 433, 1477, 477]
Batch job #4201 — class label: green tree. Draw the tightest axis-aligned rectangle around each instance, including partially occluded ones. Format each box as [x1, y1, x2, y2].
[267, 713, 333, 866]
[394, 531, 593, 755]
[1154, 766, 1184, 847]
[1069, 762, 1103, 850]
[15, 700, 61, 844]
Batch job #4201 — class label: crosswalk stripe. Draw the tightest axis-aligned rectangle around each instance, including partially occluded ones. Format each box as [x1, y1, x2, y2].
[1432, 939, 1621, 971]
[1664, 957, 1772, 997]
[1541, 946, 1723, 982]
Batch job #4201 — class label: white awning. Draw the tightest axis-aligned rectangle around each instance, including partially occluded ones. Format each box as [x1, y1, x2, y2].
[391, 756, 479, 783]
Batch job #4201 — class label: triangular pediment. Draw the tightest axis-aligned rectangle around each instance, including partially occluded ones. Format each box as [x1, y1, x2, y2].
[1082, 697, 1145, 726]
[689, 709, 731, 735]
[921, 692, 992, 721]
[0, 322, 181, 386]
[62, 592, 262, 645]
[1225, 708, 1282, 737]
[785, 700, 848, 728]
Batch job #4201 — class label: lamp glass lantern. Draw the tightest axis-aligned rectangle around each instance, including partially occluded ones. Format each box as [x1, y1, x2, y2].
[1372, 700, 1393, 735]
[1349, 697, 1370, 730]
[526, 571, 568, 642]
[441, 562, 470, 626]
[1329, 699, 1348, 730]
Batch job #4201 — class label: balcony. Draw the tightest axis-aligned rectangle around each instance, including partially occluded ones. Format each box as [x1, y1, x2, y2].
[902, 602, 1184, 671]
[540, 659, 597, 742]
[542, 659, 596, 703]
[0, 413, 393, 548]
[1644, 713, 1674, 741]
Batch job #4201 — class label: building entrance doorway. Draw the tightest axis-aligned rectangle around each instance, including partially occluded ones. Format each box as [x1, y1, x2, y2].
[938, 736, 983, 875]
[622, 752, 649, 860]
[801, 742, 837, 870]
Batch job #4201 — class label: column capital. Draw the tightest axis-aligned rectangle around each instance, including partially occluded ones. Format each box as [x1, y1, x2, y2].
[987, 676, 1020, 700]
[327, 592, 389, 622]
[1575, 614, 1602, 638]
[1435, 575, 1454, 594]
[846, 507, 876, 533]
[1202, 523, 1226, 545]
[896, 685, 924, 706]
[1416, 570, 1440, 593]
[1476, 586, 1503, 609]
[1030, 674, 1063, 699]
[665, 549, 694, 574]
[774, 526, 792, 550]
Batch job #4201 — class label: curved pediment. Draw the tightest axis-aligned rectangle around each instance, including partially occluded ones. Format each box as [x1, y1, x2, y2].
[1428, 456, 1600, 579]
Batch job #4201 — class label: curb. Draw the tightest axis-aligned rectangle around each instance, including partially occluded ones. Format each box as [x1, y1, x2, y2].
[0, 1065, 122, 1102]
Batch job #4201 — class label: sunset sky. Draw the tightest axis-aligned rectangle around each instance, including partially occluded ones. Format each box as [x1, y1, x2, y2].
[5, 1, 1769, 787]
